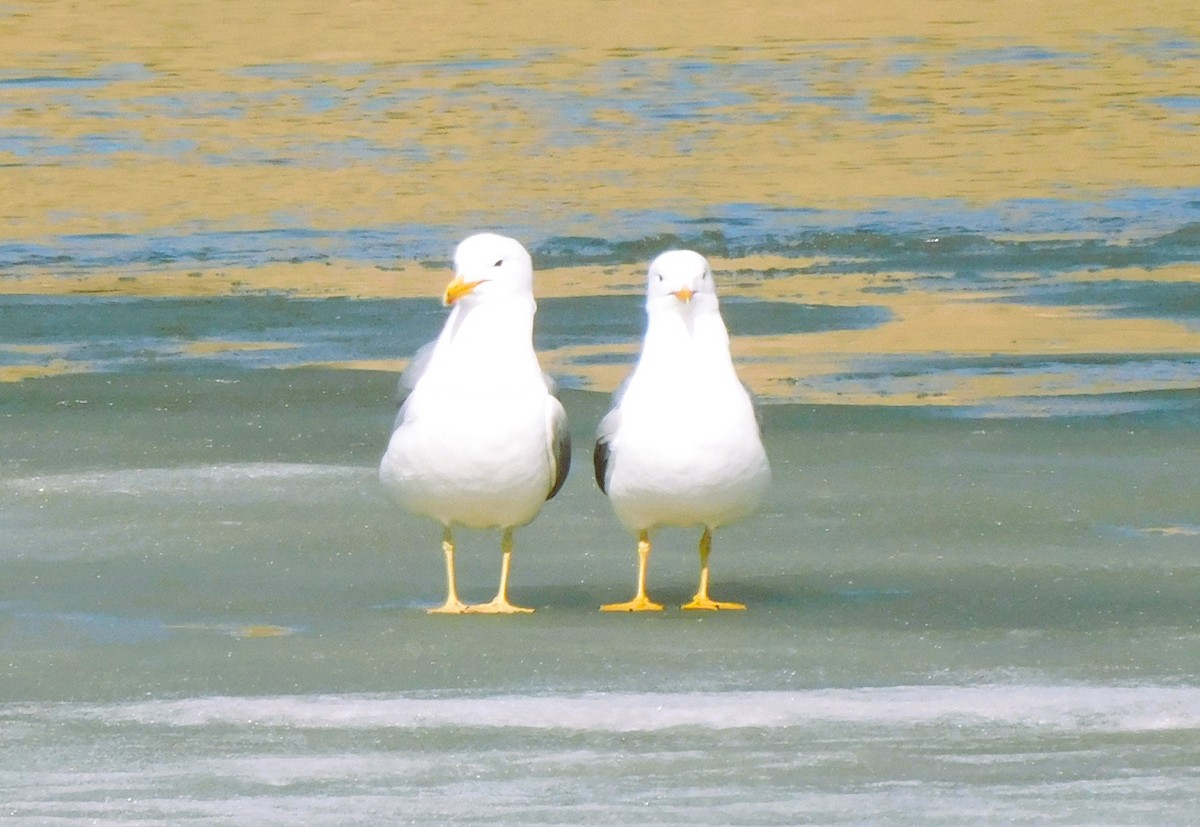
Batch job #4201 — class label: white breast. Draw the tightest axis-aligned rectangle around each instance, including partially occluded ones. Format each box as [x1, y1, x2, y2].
[604, 356, 770, 531]
[378, 298, 556, 530]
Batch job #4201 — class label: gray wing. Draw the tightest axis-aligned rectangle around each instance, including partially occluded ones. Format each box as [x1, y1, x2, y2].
[744, 379, 763, 432]
[398, 340, 437, 402]
[546, 392, 571, 501]
[392, 340, 437, 429]
[592, 407, 618, 495]
[592, 374, 631, 495]
[743, 380, 766, 437]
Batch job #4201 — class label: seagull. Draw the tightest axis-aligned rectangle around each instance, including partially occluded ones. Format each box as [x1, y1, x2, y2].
[379, 233, 570, 614]
[594, 250, 770, 611]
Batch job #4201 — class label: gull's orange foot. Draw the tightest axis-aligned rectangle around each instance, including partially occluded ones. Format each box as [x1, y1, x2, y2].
[601, 595, 664, 612]
[427, 599, 472, 615]
[465, 598, 535, 614]
[681, 596, 746, 611]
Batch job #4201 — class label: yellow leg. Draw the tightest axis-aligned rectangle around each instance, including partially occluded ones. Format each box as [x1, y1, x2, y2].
[602, 530, 664, 612]
[428, 526, 470, 614]
[682, 528, 745, 611]
[467, 528, 534, 614]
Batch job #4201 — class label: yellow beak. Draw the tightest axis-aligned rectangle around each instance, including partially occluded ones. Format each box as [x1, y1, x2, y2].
[672, 287, 694, 303]
[443, 276, 486, 306]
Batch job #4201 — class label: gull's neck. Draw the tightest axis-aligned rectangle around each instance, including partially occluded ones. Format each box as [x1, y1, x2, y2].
[431, 296, 542, 392]
[636, 297, 736, 384]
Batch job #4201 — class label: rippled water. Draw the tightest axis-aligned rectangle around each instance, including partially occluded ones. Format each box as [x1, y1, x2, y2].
[3, 2, 1200, 824]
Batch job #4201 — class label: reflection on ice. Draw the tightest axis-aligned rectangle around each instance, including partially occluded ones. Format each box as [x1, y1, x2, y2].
[3, 463, 369, 496]
[36, 685, 1200, 734]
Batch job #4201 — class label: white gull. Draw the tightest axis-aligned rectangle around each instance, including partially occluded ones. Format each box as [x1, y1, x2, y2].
[594, 250, 770, 611]
[379, 233, 570, 614]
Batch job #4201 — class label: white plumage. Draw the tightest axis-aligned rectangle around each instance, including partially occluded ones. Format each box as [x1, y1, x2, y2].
[380, 233, 570, 614]
[595, 250, 770, 611]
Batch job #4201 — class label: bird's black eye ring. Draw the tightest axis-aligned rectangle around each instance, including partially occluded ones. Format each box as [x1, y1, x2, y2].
[493, 259, 504, 267]
[657, 274, 664, 282]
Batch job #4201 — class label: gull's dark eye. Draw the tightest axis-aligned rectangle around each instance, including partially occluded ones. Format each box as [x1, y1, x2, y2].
[493, 259, 504, 267]
[657, 274, 664, 282]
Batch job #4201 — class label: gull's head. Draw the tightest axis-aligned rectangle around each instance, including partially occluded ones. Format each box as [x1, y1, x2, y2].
[443, 232, 534, 307]
[645, 249, 717, 312]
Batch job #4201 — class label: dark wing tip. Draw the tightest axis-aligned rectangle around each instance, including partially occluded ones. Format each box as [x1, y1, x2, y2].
[546, 428, 571, 501]
[545, 398, 571, 501]
[593, 436, 611, 495]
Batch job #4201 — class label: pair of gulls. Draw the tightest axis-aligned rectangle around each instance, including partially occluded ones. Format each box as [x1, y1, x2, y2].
[379, 233, 771, 613]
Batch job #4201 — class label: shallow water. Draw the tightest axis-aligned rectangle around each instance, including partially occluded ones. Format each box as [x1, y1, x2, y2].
[3, 1, 1200, 824]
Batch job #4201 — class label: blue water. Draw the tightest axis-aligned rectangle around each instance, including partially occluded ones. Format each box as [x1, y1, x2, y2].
[3, 194, 1199, 399]
[5, 193, 1200, 270]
